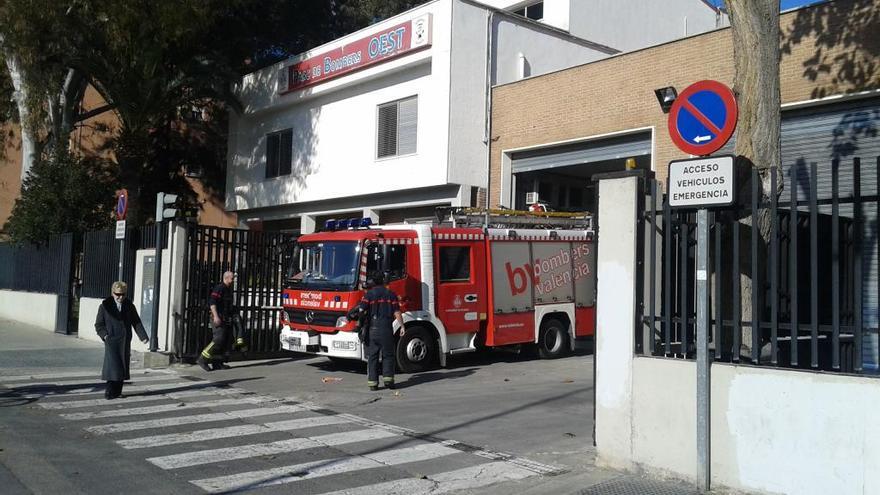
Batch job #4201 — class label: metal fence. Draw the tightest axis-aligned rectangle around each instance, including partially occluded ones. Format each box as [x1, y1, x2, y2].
[81, 225, 164, 298]
[177, 225, 294, 360]
[0, 234, 74, 294]
[0, 233, 77, 333]
[638, 157, 879, 374]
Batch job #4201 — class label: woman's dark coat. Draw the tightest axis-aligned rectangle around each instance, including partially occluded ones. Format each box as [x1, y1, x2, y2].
[95, 297, 148, 381]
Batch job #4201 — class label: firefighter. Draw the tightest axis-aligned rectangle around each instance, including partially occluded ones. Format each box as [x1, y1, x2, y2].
[197, 271, 241, 371]
[356, 272, 405, 391]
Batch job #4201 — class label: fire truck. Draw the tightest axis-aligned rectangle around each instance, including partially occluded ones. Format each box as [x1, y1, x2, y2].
[279, 208, 596, 372]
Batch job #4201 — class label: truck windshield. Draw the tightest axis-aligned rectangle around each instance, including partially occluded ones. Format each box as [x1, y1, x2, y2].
[287, 241, 359, 290]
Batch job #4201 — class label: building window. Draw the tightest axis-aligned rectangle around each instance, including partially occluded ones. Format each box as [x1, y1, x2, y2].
[377, 96, 418, 159]
[513, 1, 544, 21]
[439, 246, 471, 282]
[266, 129, 293, 179]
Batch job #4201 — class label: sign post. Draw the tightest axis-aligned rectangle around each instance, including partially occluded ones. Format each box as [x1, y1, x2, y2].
[667, 80, 738, 493]
[115, 190, 128, 281]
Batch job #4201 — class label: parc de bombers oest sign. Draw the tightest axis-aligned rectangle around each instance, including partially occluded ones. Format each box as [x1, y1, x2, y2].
[279, 14, 433, 94]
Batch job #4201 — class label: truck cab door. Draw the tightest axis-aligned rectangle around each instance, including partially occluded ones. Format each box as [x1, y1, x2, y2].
[433, 241, 487, 334]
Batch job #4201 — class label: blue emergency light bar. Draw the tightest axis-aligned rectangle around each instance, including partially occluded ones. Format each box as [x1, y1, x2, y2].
[323, 217, 373, 231]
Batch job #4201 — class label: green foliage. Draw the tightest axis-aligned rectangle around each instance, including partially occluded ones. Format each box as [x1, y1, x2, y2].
[4, 151, 117, 242]
[336, 0, 430, 30]
[0, 0, 433, 227]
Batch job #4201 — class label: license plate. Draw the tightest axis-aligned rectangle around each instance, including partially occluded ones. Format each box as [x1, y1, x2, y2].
[285, 336, 302, 347]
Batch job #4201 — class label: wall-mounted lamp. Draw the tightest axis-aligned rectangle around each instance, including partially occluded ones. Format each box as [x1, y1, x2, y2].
[654, 86, 678, 113]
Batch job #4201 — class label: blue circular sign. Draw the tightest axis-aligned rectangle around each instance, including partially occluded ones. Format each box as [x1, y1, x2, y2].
[115, 190, 128, 220]
[668, 80, 738, 156]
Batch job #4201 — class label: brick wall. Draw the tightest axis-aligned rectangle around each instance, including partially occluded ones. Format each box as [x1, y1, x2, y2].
[489, 0, 880, 207]
[0, 86, 238, 230]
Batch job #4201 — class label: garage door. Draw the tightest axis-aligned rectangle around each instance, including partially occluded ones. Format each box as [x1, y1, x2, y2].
[781, 99, 879, 370]
[713, 98, 878, 369]
[510, 131, 652, 173]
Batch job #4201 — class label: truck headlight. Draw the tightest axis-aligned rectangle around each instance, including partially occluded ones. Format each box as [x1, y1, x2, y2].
[335, 316, 349, 328]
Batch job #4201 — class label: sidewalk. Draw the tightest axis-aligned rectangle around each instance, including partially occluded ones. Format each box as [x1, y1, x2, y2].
[0, 318, 142, 376]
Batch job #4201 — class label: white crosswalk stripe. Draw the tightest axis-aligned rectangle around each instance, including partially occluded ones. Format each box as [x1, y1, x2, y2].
[60, 397, 266, 420]
[190, 443, 459, 493]
[318, 461, 537, 495]
[86, 404, 305, 434]
[147, 428, 398, 469]
[118, 414, 351, 449]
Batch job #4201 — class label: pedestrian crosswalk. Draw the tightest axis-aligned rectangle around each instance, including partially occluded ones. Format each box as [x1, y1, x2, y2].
[0, 369, 564, 494]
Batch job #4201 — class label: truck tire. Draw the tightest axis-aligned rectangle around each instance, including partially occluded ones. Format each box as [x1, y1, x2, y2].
[396, 326, 437, 373]
[538, 318, 570, 359]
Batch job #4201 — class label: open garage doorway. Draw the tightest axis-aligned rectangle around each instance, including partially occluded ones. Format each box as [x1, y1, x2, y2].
[509, 131, 652, 212]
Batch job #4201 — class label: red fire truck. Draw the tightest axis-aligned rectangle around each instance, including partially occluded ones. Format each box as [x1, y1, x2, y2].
[279, 208, 596, 372]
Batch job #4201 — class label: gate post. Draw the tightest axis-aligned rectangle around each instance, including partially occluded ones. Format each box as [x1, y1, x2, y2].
[54, 233, 76, 334]
[592, 171, 643, 470]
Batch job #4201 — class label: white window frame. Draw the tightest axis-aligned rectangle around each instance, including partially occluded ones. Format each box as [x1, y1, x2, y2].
[376, 95, 418, 160]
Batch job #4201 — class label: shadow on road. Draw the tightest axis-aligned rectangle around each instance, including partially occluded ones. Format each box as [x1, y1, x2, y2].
[0, 376, 265, 405]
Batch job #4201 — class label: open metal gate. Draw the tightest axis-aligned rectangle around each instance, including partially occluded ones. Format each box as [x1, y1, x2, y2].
[177, 225, 295, 360]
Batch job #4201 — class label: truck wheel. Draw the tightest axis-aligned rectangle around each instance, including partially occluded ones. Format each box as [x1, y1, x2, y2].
[538, 319, 570, 359]
[396, 326, 437, 373]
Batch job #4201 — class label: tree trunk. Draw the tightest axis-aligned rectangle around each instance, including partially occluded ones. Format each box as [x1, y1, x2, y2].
[723, 0, 781, 358]
[1, 36, 37, 180]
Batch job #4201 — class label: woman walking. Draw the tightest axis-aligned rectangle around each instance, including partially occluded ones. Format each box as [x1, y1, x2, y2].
[95, 281, 149, 399]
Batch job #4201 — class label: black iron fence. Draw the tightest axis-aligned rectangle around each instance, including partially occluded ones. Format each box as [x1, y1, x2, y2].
[638, 157, 879, 374]
[0, 234, 74, 294]
[81, 225, 165, 298]
[177, 225, 294, 360]
[0, 233, 77, 333]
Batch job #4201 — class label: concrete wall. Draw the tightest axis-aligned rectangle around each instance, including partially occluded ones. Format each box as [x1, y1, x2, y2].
[447, 1, 611, 191]
[0, 290, 58, 331]
[77, 297, 104, 344]
[491, 12, 610, 85]
[619, 358, 880, 495]
[567, 0, 721, 53]
[478, 0, 722, 51]
[593, 174, 880, 495]
[594, 175, 639, 469]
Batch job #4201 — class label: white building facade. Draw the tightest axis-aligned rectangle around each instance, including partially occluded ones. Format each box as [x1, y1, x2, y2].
[226, 0, 722, 233]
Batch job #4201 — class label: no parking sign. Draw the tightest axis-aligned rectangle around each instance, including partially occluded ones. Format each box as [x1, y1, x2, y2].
[115, 189, 128, 221]
[667, 80, 737, 156]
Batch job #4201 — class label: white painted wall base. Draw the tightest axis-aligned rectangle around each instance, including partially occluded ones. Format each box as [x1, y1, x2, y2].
[0, 290, 59, 331]
[78, 297, 104, 344]
[625, 358, 880, 495]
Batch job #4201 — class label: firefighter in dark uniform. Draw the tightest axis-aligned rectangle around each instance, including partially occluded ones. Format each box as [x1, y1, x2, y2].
[197, 271, 242, 371]
[355, 272, 405, 391]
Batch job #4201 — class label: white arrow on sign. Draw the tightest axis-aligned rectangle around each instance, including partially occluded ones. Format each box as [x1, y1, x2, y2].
[693, 135, 712, 143]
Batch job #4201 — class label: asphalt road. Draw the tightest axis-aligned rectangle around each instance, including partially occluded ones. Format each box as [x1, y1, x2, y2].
[0, 322, 627, 494]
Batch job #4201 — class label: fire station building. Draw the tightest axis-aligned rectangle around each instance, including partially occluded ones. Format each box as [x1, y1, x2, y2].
[225, 0, 723, 233]
[489, 1, 880, 212]
[489, 0, 879, 366]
